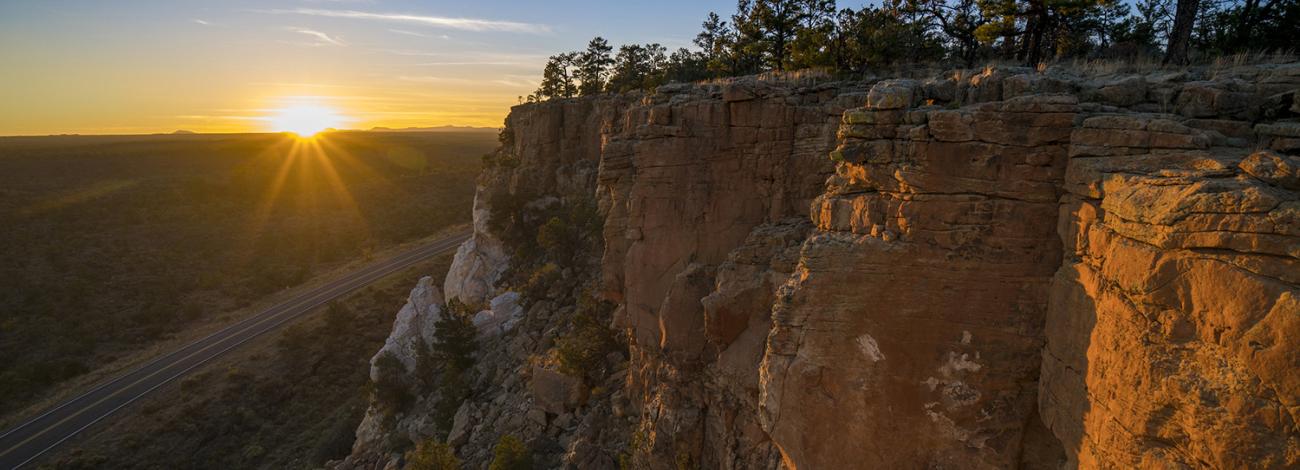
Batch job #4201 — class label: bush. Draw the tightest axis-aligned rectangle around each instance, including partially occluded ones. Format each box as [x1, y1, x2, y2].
[555, 294, 620, 383]
[488, 435, 533, 470]
[519, 262, 563, 304]
[412, 298, 478, 435]
[372, 351, 413, 416]
[432, 299, 479, 372]
[488, 192, 602, 296]
[432, 366, 471, 436]
[406, 438, 461, 470]
[324, 301, 354, 333]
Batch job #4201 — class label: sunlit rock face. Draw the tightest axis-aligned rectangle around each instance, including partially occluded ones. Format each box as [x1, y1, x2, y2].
[443, 186, 509, 306]
[1040, 119, 1300, 468]
[370, 276, 444, 378]
[340, 63, 1300, 470]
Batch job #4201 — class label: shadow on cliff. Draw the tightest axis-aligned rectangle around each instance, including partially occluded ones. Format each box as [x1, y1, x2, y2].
[1028, 262, 1098, 469]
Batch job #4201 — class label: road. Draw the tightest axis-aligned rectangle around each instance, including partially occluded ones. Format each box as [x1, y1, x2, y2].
[0, 230, 470, 469]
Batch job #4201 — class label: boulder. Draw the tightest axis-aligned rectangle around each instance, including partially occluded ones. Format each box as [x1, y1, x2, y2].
[866, 79, 917, 110]
[1240, 149, 1300, 190]
[531, 366, 584, 414]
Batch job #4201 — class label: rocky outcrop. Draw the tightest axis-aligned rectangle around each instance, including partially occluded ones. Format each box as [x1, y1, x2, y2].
[444, 187, 509, 306]
[1040, 119, 1300, 468]
[760, 92, 1077, 469]
[338, 63, 1300, 470]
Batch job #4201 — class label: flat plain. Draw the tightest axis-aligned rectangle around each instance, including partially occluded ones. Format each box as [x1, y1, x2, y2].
[0, 130, 494, 425]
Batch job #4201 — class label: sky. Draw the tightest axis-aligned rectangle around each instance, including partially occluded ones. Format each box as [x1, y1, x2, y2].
[0, 0, 740, 135]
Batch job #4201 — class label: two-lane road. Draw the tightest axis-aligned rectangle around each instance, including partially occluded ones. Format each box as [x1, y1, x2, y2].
[0, 230, 470, 469]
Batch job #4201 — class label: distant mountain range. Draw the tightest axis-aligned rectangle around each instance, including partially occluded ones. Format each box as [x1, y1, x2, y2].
[365, 125, 496, 133]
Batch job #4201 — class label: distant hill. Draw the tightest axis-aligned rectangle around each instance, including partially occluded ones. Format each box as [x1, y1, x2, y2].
[367, 125, 495, 133]
[171, 129, 196, 135]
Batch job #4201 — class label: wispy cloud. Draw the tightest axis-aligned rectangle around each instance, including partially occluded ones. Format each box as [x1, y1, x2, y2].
[258, 8, 550, 33]
[192, 19, 211, 26]
[288, 27, 347, 46]
[491, 77, 538, 88]
[396, 74, 536, 90]
[388, 29, 451, 40]
[375, 49, 547, 66]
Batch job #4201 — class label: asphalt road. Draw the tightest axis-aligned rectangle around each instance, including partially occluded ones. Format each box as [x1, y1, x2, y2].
[0, 230, 470, 469]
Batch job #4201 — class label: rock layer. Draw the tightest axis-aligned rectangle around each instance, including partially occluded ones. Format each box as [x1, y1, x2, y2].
[340, 63, 1300, 469]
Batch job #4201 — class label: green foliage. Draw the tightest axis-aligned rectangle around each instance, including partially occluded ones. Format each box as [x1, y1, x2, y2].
[49, 264, 451, 469]
[519, 262, 563, 304]
[488, 435, 534, 470]
[576, 37, 615, 96]
[0, 132, 489, 415]
[372, 351, 414, 416]
[276, 323, 313, 371]
[432, 299, 480, 373]
[406, 438, 462, 470]
[536, 53, 578, 100]
[607, 43, 669, 92]
[324, 301, 355, 333]
[418, 298, 479, 434]
[555, 294, 621, 384]
[487, 192, 602, 298]
[526, 0, 1299, 96]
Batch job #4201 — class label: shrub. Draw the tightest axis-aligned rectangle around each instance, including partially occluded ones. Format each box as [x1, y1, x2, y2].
[324, 301, 354, 333]
[372, 351, 412, 416]
[432, 300, 479, 372]
[406, 438, 461, 470]
[555, 294, 620, 383]
[433, 366, 471, 436]
[488, 435, 533, 470]
[412, 298, 478, 435]
[276, 323, 313, 372]
[519, 262, 563, 304]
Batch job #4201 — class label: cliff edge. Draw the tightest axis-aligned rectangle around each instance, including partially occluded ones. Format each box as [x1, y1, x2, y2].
[333, 63, 1299, 469]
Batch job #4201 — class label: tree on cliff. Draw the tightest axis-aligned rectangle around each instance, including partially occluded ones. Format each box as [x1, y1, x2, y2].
[695, 12, 730, 75]
[733, 0, 815, 70]
[912, 0, 991, 66]
[787, 0, 840, 68]
[536, 53, 577, 100]
[425, 298, 478, 433]
[1164, 0, 1200, 63]
[607, 43, 668, 92]
[525, 0, 1299, 101]
[576, 37, 614, 96]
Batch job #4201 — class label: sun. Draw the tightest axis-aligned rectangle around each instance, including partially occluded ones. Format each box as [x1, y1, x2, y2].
[267, 100, 348, 137]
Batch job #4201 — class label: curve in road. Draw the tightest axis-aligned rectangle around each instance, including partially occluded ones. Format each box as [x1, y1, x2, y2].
[0, 230, 470, 469]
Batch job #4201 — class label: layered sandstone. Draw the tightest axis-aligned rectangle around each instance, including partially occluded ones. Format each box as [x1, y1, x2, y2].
[339, 63, 1300, 469]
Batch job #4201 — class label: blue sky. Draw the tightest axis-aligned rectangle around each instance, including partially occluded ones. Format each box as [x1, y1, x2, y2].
[0, 0, 747, 134]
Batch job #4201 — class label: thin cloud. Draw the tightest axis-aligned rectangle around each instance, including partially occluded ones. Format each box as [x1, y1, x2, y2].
[259, 8, 550, 33]
[378, 49, 547, 66]
[288, 27, 346, 46]
[388, 29, 447, 39]
[192, 19, 211, 25]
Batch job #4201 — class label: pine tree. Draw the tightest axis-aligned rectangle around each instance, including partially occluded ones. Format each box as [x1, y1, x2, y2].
[432, 299, 478, 373]
[1165, 0, 1200, 63]
[535, 53, 577, 99]
[738, 0, 814, 70]
[575, 37, 613, 96]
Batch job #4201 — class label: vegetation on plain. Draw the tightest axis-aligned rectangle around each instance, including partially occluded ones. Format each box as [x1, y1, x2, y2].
[0, 131, 492, 418]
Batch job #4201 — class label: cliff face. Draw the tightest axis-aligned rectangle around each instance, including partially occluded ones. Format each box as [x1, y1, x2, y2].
[338, 64, 1299, 469]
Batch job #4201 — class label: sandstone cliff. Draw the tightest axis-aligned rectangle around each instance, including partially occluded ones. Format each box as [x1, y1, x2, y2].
[335, 63, 1299, 469]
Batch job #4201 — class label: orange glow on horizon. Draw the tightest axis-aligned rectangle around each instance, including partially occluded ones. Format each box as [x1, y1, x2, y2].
[266, 99, 350, 137]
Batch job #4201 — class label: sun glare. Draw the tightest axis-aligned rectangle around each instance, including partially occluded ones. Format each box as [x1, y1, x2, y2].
[268, 100, 348, 137]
